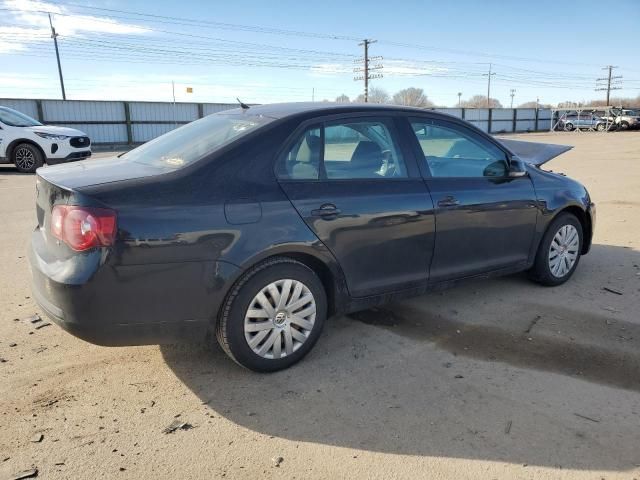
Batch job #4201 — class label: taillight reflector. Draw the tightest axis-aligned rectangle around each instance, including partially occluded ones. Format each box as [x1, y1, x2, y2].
[50, 205, 117, 251]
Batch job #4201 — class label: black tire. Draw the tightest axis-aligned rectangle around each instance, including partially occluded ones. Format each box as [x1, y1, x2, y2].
[564, 122, 574, 132]
[529, 213, 583, 286]
[620, 121, 630, 131]
[596, 123, 606, 132]
[216, 257, 327, 372]
[12, 142, 44, 173]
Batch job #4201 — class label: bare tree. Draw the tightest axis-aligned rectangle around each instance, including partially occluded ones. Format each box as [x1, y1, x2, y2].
[517, 101, 551, 108]
[355, 87, 390, 104]
[335, 94, 350, 103]
[461, 95, 503, 108]
[392, 87, 435, 108]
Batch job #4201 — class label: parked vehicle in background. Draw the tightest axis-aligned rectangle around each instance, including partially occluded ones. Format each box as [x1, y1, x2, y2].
[607, 108, 640, 130]
[556, 112, 607, 131]
[28, 103, 595, 372]
[0, 106, 92, 173]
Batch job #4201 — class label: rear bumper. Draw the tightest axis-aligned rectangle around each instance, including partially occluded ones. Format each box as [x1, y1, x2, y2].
[28, 228, 240, 346]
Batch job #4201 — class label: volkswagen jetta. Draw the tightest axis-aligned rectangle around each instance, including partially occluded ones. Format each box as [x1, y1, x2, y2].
[28, 103, 595, 371]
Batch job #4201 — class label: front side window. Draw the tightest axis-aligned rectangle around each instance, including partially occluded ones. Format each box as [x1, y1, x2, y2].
[0, 107, 42, 127]
[410, 120, 507, 178]
[279, 118, 407, 180]
[122, 112, 274, 170]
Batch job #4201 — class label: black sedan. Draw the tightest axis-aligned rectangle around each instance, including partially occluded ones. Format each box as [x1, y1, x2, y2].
[29, 103, 595, 371]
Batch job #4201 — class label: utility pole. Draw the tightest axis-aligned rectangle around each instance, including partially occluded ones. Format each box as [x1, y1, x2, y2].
[354, 39, 382, 102]
[457, 92, 462, 107]
[510, 89, 516, 108]
[483, 63, 496, 108]
[312, 87, 315, 102]
[48, 13, 66, 100]
[595, 65, 622, 105]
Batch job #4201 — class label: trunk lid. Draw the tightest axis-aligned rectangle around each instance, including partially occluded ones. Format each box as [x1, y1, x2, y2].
[37, 156, 170, 190]
[498, 139, 573, 166]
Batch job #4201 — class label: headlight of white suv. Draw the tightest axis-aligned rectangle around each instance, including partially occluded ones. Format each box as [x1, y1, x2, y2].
[35, 132, 69, 140]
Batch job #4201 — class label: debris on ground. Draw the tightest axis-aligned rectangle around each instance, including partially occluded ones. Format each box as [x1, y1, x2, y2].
[162, 419, 193, 434]
[602, 287, 623, 295]
[34, 323, 52, 330]
[24, 314, 41, 324]
[10, 468, 38, 480]
[9, 342, 17, 347]
[505, 420, 512, 434]
[454, 375, 464, 379]
[272, 456, 284, 467]
[30, 433, 44, 443]
[574, 413, 600, 423]
[524, 315, 541, 334]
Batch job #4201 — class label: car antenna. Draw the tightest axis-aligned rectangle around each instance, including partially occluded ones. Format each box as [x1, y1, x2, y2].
[236, 98, 250, 110]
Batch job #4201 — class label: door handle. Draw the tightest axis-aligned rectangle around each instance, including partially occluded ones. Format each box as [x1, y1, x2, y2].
[437, 196, 460, 207]
[311, 203, 341, 217]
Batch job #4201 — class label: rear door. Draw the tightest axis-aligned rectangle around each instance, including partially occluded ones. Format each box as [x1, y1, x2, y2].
[276, 115, 435, 298]
[407, 117, 538, 283]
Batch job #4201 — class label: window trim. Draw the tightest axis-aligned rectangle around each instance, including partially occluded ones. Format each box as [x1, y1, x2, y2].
[406, 116, 512, 180]
[274, 113, 419, 183]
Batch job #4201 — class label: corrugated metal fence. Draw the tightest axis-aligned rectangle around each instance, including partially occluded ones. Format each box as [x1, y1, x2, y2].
[1, 98, 552, 145]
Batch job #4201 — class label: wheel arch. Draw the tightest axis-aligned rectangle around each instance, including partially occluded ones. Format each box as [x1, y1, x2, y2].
[551, 205, 592, 254]
[224, 245, 349, 320]
[7, 139, 47, 165]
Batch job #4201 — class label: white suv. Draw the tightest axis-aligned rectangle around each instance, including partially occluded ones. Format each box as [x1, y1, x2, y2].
[0, 106, 92, 173]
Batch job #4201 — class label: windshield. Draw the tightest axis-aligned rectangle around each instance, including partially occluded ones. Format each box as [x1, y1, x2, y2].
[122, 112, 274, 169]
[0, 106, 42, 127]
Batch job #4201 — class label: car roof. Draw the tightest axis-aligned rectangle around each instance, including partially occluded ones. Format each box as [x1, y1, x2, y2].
[221, 102, 446, 120]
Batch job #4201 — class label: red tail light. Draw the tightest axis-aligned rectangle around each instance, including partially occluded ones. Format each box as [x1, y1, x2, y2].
[51, 205, 117, 251]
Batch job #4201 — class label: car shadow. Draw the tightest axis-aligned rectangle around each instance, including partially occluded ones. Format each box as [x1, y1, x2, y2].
[160, 243, 640, 471]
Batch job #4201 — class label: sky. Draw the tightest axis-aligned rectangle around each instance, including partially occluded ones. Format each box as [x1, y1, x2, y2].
[1, 0, 639, 107]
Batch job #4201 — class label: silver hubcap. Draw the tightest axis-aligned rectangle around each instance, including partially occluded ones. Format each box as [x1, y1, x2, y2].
[15, 147, 35, 170]
[549, 224, 579, 278]
[244, 279, 316, 359]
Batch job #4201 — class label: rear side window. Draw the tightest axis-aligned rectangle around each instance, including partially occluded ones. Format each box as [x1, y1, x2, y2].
[278, 118, 407, 180]
[410, 120, 507, 178]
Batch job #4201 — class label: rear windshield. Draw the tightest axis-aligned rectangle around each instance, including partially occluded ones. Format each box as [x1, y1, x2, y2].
[122, 112, 274, 169]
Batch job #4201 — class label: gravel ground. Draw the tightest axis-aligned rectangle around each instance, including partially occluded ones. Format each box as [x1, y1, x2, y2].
[1, 132, 639, 479]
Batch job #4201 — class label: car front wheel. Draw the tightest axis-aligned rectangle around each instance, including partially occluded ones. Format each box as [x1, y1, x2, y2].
[12, 143, 44, 173]
[529, 213, 583, 286]
[216, 257, 327, 372]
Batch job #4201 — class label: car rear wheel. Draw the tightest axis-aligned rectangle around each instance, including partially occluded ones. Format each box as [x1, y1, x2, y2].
[216, 257, 327, 372]
[619, 121, 630, 130]
[564, 122, 574, 131]
[12, 143, 44, 173]
[529, 213, 583, 286]
[596, 123, 606, 131]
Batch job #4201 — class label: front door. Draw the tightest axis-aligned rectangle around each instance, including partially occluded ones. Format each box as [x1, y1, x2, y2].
[276, 116, 435, 297]
[407, 117, 538, 283]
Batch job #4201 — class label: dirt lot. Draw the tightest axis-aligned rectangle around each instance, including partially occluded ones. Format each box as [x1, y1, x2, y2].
[1, 132, 639, 479]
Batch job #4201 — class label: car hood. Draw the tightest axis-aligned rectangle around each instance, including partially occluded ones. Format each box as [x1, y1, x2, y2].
[498, 139, 573, 166]
[25, 125, 87, 137]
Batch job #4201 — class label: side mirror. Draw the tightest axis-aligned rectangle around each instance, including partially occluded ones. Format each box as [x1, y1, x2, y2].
[508, 157, 528, 177]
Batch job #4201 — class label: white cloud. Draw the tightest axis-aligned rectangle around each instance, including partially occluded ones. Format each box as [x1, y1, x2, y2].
[309, 63, 352, 77]
[0, 0, 149, 52]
